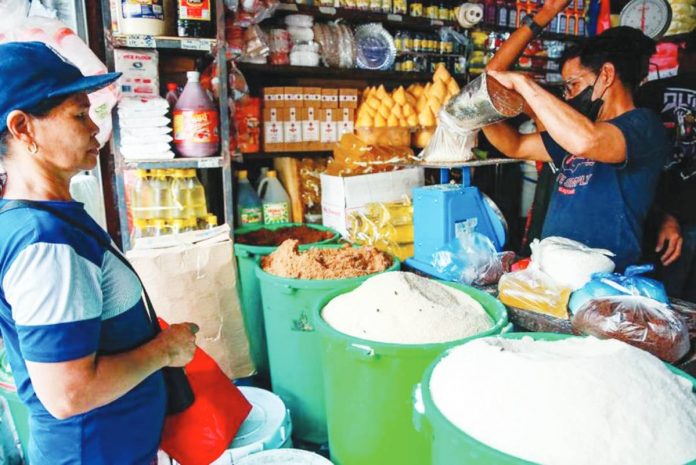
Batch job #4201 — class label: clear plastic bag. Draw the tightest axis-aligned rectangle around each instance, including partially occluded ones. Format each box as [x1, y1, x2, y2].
[572, 296, 691, 363]
[568, 265, 669, 314]
[498, 268, 572, 319]
[432, 230, 513, 286]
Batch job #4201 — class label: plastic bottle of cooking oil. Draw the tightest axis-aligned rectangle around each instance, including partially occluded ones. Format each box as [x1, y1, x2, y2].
[150, 169, 175, 220]
[258, 170, 291, 225]
[151, 218, 172, 237]
[185, 169, 208, 218]
[170, 169, 195, 219]
[131, 169, 155, 220]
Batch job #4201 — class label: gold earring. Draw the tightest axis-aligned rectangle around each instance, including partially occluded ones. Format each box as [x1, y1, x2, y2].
[28, 142, 38, 154]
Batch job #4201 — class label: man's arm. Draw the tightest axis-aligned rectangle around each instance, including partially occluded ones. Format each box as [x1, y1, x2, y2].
[26, 323, 197, 420]
[482, 121, 552, 161]
[487, 71, 628, 163]
[486, 0, 571, 71]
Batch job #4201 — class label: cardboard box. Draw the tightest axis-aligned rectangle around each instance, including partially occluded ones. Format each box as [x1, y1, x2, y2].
[303, 87, 322, 107]
[263, 107, 284, 152]
[283, 107, 303, 152]
[263, 87, 285, 107]
[114, 49, 159, 98]
[321, 88, 339, 108]
[319, 108, 338, 150]
[320, 168, 425, 237]
[337, 108, 355, 141]
[339, 88, 359, 108]
[302, 106, 321, 151]
[284, 87, 304, 107]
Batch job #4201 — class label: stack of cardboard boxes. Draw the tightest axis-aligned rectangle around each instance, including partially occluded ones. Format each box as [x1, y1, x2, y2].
[263, 87, 358, 152]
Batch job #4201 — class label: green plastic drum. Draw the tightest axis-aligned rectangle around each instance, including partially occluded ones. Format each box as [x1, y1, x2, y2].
[314, 282, 509, 465]
[256, 248, 400, 444]
[418, 333, 696, 465]
[234, 223, 339, 379]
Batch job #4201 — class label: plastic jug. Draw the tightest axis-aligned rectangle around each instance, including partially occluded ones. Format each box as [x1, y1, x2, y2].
[173, 71, 220, 158]
[237, 170, 263, 226]
[258, 171, 291, 225]
[170, 169, 195, 219]
[185, 169, 208, 218]
[150, 169, 175, 219]
[131, 169, 155, 220]
[116, 0, 167, 36]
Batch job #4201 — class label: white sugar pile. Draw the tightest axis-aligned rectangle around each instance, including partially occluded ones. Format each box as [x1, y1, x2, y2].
[430, 336, 696, 465]
[322, 271, 493, 344]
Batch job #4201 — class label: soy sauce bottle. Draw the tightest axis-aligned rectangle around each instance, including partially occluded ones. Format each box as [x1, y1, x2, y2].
[177, 0, 215, 38]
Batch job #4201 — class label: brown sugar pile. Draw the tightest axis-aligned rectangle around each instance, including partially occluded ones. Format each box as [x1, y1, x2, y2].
[261, 239, 393, 280]
[236, 225, 335, 247]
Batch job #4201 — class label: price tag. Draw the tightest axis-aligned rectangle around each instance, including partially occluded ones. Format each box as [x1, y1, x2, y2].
[430, 19, 444, 26]
[181, 38, 213, 52]
[319, 6, 337, 14]
[124, 35, 156, 48]
[198, 158, 222, 168]
[387, 14, 403, 21]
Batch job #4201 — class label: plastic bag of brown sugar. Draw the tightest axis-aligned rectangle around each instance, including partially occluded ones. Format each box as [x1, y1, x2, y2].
[572, 295, 691, 363]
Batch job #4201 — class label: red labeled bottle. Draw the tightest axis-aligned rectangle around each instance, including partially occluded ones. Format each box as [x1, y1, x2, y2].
[177, 0, 214, 38]
[173, 71, 220, 158]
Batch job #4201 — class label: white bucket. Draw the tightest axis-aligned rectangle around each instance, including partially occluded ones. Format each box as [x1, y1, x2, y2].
[211, 387, 293, 465]
[237, 449, 333, 465]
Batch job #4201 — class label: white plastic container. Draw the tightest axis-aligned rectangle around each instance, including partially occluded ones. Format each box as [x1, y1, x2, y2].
[237, 450, 333, 465]
[116, 0, 167, 36]
[211, 387, 293, 465]
[258, 171, 292, 225]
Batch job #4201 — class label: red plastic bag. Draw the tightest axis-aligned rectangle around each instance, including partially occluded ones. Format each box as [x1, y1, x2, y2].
[159, 321, 252, 465]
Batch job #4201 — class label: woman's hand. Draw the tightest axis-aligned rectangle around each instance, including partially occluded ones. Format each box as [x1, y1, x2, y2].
[657, 214, 683, 266]
[156, 323, 199, 367]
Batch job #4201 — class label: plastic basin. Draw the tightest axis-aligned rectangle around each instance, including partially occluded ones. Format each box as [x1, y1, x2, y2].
[256, 246, 400, 444]
[418, 332, 696, 465]
[234, 223, 340, 379]
[314, 281, 509, 465]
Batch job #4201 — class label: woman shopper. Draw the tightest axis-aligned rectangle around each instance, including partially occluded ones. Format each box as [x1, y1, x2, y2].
[0, 41, 198, 465]
[481, 27, 671, 271]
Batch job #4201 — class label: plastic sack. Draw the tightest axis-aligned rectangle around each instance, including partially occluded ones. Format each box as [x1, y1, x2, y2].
[432, 230, 513, 286]
[568, 265, 669, 314]
[0, 14, 119, 147]
[572, 296, 691, 363]
[160, 322, 252, 465]
[498, 268, 572, 319]
[530, 236, 615, 291]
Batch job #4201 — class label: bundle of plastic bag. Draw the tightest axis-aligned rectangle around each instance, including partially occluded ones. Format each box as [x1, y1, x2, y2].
[568, 265, 669, 314]
[432, 229, 514, 286]
[572, 295, 690, 363]
[530, 237, 615, 290]
[498, 267, 572, 319]
[0, 7, 119, 147]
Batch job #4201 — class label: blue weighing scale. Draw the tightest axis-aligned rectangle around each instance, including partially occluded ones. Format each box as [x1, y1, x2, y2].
[405, 162, 512, 280]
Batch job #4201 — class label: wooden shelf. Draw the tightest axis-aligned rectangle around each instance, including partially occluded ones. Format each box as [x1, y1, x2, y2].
[237, 62, 465, 83]
[111, 34, 216, 52]
[475, 23, 583, 42]
[122, 157, 226, 170]
[236, 151, 333, 161]
[276, 3, 457, 31]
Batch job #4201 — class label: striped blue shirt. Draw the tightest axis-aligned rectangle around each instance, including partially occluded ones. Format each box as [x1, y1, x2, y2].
[0, 200, 166, 465]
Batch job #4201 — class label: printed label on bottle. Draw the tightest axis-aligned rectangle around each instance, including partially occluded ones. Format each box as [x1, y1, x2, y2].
[263, 203, 289, 224]
[173, 110, 220, 144]
[122, 0, 164, 19]
[178, 0, 211, 20]
[240, 207, 263, 225]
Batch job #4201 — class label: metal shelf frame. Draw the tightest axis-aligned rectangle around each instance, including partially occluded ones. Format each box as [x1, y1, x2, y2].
[100, 0, 235, 251]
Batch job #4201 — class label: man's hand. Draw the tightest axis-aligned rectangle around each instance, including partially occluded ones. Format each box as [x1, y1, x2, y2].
[487, 70, 529, 92]
[657, 214, 683, 266]
[541, 0, 572, 14]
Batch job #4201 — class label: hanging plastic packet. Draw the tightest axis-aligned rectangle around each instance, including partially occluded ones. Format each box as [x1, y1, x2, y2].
[420, 73, 523, 163]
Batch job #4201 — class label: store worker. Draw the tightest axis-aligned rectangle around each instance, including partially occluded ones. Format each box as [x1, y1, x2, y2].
[0, 42, 198, 465]
[637, 30, 696, 299]
[482, 26, 671, 271]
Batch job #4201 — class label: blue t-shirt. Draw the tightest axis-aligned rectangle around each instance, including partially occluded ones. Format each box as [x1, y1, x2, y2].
[541, 108, 670, 271]
[0, 200, 166, 465]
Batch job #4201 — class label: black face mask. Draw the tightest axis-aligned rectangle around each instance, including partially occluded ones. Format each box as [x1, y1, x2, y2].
[566, 77, 604, 121]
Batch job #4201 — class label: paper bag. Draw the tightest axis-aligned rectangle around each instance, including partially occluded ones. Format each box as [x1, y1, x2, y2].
[127, 234, 254, 379]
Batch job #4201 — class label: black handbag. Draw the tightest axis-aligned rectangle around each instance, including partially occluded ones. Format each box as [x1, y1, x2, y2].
[0, 200, 194, 414]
